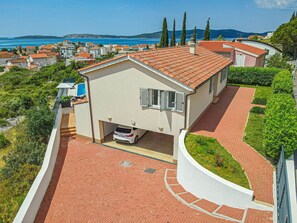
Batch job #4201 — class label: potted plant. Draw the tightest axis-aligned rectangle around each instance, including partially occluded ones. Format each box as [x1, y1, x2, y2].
[61, 96, 72, 108]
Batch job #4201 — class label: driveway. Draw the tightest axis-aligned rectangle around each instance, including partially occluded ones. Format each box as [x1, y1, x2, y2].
[35, 137, 232, 223]
[191, 86, 274, 205]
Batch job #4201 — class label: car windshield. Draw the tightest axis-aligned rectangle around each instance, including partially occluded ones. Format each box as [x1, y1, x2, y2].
[115, 127, 131, 133]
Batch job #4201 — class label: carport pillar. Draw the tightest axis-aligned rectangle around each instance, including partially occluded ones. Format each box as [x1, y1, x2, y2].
[173, 134, 179, 164]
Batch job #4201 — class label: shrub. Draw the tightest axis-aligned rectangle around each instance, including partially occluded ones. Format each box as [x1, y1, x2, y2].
[0, 164, 40, 223]
[263, 94, 297, 160]
[250, 106, 265, 114]
[0, 118, 9, 127]
[228, 67, 282, 86]
[252, 98, 267, 105]
[266, 53, 293, 71]
[0, 134, 10, 149]
[272, 70, 293, 94]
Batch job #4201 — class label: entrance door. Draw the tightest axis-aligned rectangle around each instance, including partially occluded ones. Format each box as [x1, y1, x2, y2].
[236, 54, 245, 67]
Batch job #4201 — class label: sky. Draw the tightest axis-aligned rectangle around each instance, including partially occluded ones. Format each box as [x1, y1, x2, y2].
[0, 0, 296, 37]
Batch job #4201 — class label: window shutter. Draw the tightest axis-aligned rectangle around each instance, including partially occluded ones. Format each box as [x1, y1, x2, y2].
[140, 88, 148, 107]
[175, 92, 185, 112]
[160, 91, 168, 111]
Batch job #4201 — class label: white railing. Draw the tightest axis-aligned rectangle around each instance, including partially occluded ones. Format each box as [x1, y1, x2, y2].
[13, 106, 63, 223]
[177, 130, 256, 209]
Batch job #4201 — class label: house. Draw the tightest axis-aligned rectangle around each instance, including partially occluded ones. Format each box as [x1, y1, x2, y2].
[236, 38, 281, 59]
[28, 53, 52, 68]
[89, 45, 101, 58]
[73, 53, 95, 64]
[39, 44, 57, 52]
[6, 57, 28, 70]
[74, 43, 232, 163]
[26, 46, 36, 54]
[60, 43, 76, 59]
[199, 41, 267, 67]
[0, 52, 15, 66]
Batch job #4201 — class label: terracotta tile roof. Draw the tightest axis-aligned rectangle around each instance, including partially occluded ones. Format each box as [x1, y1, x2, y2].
[26, 46, 35, 49]
[75, 53, 92, 59]
[0, 52, 14, 58]
[8, 58, 27, 63]
[43, 52, 59, 57]
[29, 53, 48, 59]
[199, 41, 233, 53]
[224, 42, 267, 56]
[79, 46, 232, 90]
[72, 97, 88, 105]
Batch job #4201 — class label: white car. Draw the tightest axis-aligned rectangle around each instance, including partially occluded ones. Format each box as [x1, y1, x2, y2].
[113, 125, 147, 144]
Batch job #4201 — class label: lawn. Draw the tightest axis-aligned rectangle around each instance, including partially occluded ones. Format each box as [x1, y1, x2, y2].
[185, 134, 250, 189]
[228, 84, 272, 105]
[244, 110, 266, 158]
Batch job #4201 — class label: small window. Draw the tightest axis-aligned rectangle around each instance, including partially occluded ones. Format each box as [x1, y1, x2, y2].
[151, 89, 159, 106]
[209, 77, 213, 93]
[220, 67, 228, 83]
[167, 91, 176, 109]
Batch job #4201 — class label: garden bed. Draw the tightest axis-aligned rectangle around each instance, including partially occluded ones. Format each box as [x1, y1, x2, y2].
[185, 134, 250, 189]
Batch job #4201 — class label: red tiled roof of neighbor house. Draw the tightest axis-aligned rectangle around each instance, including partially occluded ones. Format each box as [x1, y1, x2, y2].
[0, 52, 14, 58]
[75, 53, 92, 59]
[43, 52, 59, 57]
[199, 41, 234, 53]
[26, 46, 35, 49]
[29, 53, 48, 59]
[224, 42, 267, 56]
[79, 46, 232, 90]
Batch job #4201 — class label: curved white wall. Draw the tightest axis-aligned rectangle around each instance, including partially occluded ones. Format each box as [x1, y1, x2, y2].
[177, 130, 254, 209]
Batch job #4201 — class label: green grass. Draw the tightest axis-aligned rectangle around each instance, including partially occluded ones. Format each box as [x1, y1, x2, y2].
[185, 134, 250, 189]
[244, 111, 266, 158]
[228, 84, 272, 105]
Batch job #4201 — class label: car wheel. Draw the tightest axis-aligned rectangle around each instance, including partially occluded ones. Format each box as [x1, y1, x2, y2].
[134, 136, 139, 144]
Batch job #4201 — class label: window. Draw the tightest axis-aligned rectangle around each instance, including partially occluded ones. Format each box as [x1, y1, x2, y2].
[209, 77, 213, 94]
[140, 88, 184, 112]
[220, 67, 228, 83]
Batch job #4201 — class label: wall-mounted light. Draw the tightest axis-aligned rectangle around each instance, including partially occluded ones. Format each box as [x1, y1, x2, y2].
[131, 120, 136, 126]
[159, 127, 163, 132]
[107, 116, 112, 121]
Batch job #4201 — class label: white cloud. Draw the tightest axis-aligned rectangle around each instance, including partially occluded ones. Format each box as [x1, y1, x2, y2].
[255, 0, 297, 9]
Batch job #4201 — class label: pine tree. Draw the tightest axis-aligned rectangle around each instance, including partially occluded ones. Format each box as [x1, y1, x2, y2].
[170, 19, 176, 47]
[160, 17, 168, 47]
[192, 26, 197, 43]
[181, 12, 187, 45]
[290, 11, 296, 21]
[203, 18, 211, 40]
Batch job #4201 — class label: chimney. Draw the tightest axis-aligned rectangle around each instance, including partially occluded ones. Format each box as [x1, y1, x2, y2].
[189, 37, 196, 55]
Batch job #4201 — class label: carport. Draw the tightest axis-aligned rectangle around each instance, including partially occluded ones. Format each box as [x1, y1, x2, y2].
[99, 121, 174, 163]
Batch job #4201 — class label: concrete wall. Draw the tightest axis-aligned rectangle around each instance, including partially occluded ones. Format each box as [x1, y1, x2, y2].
[177, 130, 257, 209]
[86, 60, 190, 160]
[239, 40, 281, 59]
[13, 106, 63, 223]
[74, 102, 92, 138]
[187, 80, 213, 128]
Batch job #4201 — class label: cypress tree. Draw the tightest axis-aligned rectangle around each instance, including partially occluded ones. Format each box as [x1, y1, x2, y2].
[193, 26, 197, 43]
[170, 19, 176, 47]
[290, 11, 296, 21]
[160, 17, 168, 47]
[181, 12, 187, 45]
[203, 18, 211, 40]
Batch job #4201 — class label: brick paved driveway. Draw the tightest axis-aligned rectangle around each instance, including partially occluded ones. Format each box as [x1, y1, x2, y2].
[35, 137, 234, 223]
[191, 86, 274, 205]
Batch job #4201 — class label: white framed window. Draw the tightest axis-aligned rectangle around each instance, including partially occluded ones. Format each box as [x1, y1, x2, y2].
[209, 77, 213, 94]
[140, 88, 184, 112]
[220, 67, 228, 83]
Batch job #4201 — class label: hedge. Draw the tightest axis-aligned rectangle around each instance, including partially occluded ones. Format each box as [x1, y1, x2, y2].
[228, 67, 282, 86]
[263, 93, 297, 160]
[250, 106, 265, 114]
[272, 70, 293, 94]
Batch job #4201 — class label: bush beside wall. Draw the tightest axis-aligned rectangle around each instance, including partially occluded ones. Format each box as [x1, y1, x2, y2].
[272, 70, 293, 94]
[263, 93, 297, 160]
[228, 67, 282, 86]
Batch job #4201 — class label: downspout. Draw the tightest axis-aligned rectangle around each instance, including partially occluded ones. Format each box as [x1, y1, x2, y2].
[184, 90, 196, 130]
[79, 72, 95, 143]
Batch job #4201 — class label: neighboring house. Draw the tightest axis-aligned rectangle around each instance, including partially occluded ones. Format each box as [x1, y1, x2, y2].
[26, 46, 36, 54]
[60, 43, 76, 59]
[28, 53, 52, 68]
[89, 45, 101, 58]
[43, 52, 59, 64]
[0, 52, 15, 66]
[200, 41, 267, 67]
[73, 53, 95, 64]
[74, 44, 232, 162]
[6, 57, 28, 69]
[237, 39, 282, 59]
[39, 44, 57, 52]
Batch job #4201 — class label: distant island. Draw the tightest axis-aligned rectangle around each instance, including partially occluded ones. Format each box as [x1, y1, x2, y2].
[13, 29, 270, 40]
[15, 35, 62, 39]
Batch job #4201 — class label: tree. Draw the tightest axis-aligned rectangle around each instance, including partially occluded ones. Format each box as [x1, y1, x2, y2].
[203, 18, 211, 40]
[290, 11, 296, 21]
[271, 18, 297, 58]
[160, 17, 168, 47]
[266, 53, 292, 71]
[181, 12, 187, 45]
[192, 26, 197, 43]
[170, 19, 176, 47]
[216, 34, 225, 40]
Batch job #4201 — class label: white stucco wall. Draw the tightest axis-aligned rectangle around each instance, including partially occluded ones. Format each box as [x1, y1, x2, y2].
[177, 130, 258, 209]
[286, 157, 297, 223]
[74, 102, 92, 138]
[217, 72, 228, 95]
[85, 60, 191, 159]
[187, 80, 213, 128]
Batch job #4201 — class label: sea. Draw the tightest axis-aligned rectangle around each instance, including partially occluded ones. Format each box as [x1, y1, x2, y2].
[0, 38, 161, 49]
